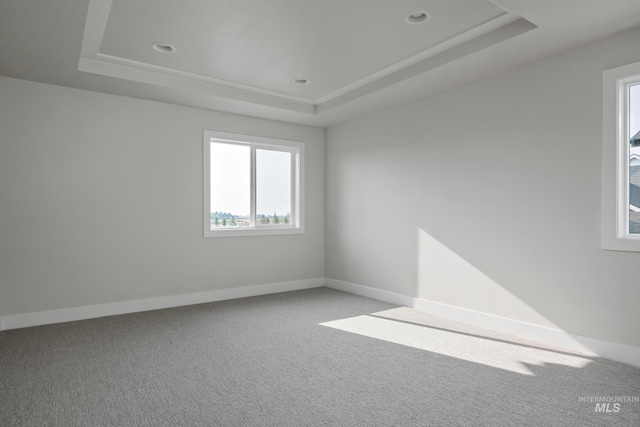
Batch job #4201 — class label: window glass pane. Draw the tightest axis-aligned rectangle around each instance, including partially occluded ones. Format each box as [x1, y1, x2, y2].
[256, 149, 292, 225]
[629, 84, 640, 234]
[210, 142, 250, 229]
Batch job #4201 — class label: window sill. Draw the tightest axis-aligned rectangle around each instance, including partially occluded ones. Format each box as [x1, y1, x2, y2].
[204, 227, 304, 238]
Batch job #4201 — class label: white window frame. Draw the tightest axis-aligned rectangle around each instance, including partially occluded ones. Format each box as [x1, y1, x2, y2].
[203, 130, 304, 238]
[602, 60, 640, 251]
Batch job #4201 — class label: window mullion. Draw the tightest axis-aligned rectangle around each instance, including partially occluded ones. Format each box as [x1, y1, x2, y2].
[250, 145, 256, 227]
[290, 149, 297, 226]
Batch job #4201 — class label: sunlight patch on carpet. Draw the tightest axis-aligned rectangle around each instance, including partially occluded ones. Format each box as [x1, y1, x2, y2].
[320, 308, 592, 376]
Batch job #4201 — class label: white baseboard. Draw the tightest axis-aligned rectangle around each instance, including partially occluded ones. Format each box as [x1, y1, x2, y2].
[3, 277, 639, 368]
[325, 278, 640, 368]
[325, 278, 416, 307]
[0, 278, 324, 331]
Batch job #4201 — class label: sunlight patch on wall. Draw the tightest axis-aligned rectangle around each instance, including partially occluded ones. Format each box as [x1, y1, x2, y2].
[417, 228, 557, 328]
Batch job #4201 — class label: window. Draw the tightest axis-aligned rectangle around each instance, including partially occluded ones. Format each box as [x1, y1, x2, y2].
[602, 60, 640, 251]
[203, 130, 304, 237]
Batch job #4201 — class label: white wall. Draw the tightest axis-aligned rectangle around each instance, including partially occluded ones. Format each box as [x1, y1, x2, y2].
[0, 77, 324, 317]
[326, 26, 640, 349]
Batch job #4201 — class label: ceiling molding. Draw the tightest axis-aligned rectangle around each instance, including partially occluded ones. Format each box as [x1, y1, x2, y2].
[78, 0, 536, 115]
[77, 57, 317, 114]
[313, 10, 521, 105]
[317, 18, 537, 113]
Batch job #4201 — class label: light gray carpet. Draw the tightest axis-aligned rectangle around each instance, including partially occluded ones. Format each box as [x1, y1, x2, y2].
[1, 287, 639, 426]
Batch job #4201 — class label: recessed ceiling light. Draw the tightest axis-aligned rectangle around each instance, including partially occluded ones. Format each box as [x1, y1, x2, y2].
[405, 11, 430, 24]
[151, 42, 176, 53]
[291, 78, 309, 85]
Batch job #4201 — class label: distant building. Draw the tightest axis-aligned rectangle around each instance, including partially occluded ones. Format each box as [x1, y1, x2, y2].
[632, 130, 640, 167]
[630, 131, 640, 233]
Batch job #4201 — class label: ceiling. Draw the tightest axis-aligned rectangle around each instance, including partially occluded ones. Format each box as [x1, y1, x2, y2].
[2, 0, 640, 127]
